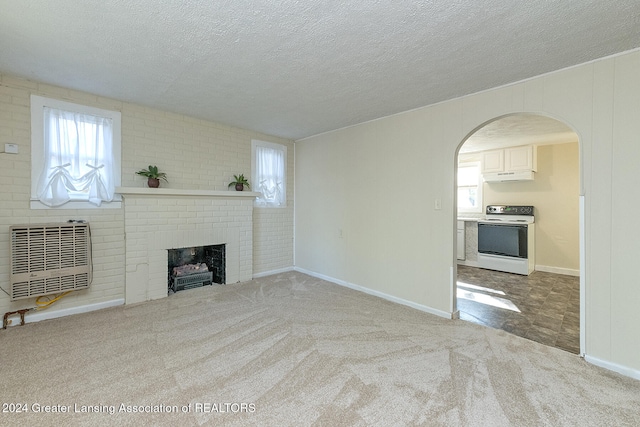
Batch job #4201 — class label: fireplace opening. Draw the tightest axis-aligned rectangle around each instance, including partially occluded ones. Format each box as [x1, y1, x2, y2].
[167, 244, 225, 294]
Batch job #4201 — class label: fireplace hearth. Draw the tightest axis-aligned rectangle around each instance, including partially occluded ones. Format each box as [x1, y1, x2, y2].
[167, 244, 225, 294]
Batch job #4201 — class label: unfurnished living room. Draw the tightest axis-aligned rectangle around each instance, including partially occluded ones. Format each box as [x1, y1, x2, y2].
[1, 2, 640, 426]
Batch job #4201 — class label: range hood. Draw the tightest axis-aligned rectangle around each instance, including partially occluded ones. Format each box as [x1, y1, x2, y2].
[483, 170, 535, 182]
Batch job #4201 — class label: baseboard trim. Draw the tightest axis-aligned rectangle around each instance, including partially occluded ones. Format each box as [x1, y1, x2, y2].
[584, 354, 640, 381]
[535, 265, 580, 276]
[7, 299, 125, 327]
[294, 267, 455, 319]
[457, 260, 480, 268]
[253, 266, 294, 279]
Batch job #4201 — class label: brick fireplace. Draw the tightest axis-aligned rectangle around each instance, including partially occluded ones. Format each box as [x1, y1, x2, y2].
[118, 188, 258, 304]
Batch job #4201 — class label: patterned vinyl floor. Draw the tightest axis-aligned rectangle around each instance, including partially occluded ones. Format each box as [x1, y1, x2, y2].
[456, 265, 580, 354]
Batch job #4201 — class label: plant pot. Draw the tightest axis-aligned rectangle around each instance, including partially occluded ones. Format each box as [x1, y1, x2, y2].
[235, 183, 244, 191]
[148, 178, 160, 188]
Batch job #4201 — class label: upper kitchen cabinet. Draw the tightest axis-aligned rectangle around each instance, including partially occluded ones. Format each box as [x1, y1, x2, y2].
[481, 145, 537, 173]
[505, 145, 537, 171]
[481, 145, 537, 182]
[481, 149, 504, 173]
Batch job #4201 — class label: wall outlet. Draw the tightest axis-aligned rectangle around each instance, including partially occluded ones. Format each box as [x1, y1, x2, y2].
[434, 198, 442, 210]
[4, 143, 18, 154]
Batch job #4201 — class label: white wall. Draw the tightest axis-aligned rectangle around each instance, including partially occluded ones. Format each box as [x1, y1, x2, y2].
[295, 49, 640, 373]
[0, 74, 294, 317]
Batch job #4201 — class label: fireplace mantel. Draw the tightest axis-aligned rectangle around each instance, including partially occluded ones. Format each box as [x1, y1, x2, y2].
[116, 187, 260, 198]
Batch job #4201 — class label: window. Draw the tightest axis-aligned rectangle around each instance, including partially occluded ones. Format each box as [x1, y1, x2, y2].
[31, 95, 121, 208]
[251, 140, 286, 207]
[457, 162, 482, 213]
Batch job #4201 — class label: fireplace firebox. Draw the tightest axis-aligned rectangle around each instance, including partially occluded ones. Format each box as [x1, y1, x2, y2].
[167, 244, 225, 294]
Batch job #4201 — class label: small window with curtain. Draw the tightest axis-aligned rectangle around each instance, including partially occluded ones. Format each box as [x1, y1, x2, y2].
[457, 161, 483, 213]
[30, 95, 121, 209]
[251, 140, 286, 207]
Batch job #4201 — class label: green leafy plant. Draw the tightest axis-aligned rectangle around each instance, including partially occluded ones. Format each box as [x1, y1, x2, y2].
[228, 174, 250, 190]
[136, 165, 168, 182]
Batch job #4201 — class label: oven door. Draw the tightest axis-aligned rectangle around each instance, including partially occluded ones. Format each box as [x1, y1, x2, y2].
[477, 222, 528, 258]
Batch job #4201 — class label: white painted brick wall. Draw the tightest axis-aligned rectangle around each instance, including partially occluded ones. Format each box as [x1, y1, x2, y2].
[0, 73, 294, 319]
[122, 195, 253, 304]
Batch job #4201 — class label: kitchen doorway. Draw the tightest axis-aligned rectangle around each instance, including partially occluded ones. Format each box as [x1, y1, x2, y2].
[453, 113, 582, 354]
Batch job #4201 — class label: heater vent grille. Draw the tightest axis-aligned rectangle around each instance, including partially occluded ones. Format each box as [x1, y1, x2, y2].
[10, 223, 91, 301]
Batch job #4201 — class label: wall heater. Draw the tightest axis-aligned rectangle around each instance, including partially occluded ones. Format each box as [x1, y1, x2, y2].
[10, 223, 92, 301]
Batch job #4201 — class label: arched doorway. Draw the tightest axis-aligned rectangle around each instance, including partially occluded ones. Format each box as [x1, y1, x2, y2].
[453, 113, 584, 355]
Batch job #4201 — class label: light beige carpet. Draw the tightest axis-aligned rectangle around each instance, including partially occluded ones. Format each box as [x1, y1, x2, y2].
[1, 271, 639, 426]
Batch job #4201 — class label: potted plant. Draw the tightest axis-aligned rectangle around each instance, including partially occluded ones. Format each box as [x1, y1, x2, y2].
[228, 174, 250, 191]
[136, 165, 168, 188]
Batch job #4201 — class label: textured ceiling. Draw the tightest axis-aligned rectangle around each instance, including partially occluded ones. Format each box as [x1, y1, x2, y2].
[460, 114, 577, 153]
[1, 1, 639, 140]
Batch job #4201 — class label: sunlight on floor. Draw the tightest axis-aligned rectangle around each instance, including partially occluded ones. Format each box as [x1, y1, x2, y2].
[456, 283, 521, 313]
[457, 281, 506, 296]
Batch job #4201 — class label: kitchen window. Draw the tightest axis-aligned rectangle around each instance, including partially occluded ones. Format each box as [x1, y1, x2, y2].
[457, 161, 482, 213]
[30, 95, 121, 209]
[251, 139, 286, 207]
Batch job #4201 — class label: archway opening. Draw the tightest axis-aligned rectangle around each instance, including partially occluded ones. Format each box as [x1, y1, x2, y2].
[453, 113, 583, 354]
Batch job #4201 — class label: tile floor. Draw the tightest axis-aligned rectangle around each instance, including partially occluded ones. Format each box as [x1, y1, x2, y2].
[456, 265, 580, 354]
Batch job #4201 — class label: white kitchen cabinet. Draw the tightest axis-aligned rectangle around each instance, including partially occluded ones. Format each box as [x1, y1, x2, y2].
[481, 150, 504, 173]
[505, 145, 537, 171]
[481, 145, 537, 173]
[457, 221, 465, 260]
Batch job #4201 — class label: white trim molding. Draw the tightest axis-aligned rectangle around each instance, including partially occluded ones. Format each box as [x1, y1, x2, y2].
[535, 265, 580, 276]
[116, 187, 260, 198]
[7, 299, 125, 327]
[253, 266, 294, 279]
[584, 355, 640, 381]
[294, 267, 455, 319]
[457, 260, 480, 268]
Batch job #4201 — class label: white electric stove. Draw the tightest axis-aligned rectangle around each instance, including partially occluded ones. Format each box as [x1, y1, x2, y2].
[477, 205, 535, 275]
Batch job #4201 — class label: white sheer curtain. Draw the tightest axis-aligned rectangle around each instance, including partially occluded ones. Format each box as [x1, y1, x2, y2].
[36, 107, 115, 207]
[255, 144, 285, 206]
